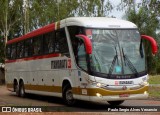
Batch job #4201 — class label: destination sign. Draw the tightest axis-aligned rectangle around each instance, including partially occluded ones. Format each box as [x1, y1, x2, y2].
[51, 60, 67, 69]
[51, 59, 71, 69]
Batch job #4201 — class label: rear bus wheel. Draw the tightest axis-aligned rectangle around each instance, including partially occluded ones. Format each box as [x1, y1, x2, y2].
[15, 83, 19, 96]
[19, 82, 25, 97]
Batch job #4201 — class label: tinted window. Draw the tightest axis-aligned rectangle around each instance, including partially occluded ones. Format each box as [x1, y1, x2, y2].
[11, 44, 16, 59]
[56, 29, 70, 57]
[6, 45, 12, 59]
[43, 32, 55, 54]
[24, 39, 33, 57]
[33, 36, 42, 56]
[17, 41, 24, 58]
[68, 26, 85, 60]
[77, 41, 88, 71]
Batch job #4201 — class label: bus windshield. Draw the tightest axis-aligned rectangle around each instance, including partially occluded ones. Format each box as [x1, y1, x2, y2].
[86, 29, 146, 77]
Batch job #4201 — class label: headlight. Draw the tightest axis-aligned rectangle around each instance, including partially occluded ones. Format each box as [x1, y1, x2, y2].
[96, 83, 102, 87]
[140, 81, 149, 86]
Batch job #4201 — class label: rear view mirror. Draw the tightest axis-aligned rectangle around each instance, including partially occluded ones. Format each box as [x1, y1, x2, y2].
[75, 34, 92, 54]
[141, 35, 158, 55]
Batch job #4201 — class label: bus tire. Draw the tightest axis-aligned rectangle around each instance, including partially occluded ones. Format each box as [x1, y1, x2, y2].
[19, 81, 25, 97]
[107, 100, 124, 106]
[15, 83, 19, 96]
[63, 84, 76, 106]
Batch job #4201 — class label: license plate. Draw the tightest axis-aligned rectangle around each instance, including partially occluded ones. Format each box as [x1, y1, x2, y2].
[119, 94, 129, 97]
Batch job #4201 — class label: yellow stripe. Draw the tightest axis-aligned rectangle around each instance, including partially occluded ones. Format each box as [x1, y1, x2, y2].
[6, 83, 148, 96]
[24, 84, 62, 93]
[86, 86, 148, 96]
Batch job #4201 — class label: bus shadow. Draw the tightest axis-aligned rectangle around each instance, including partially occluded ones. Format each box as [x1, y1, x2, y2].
[10, 92, 64, 105]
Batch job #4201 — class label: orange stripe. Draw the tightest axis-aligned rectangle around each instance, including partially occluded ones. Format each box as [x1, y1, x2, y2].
[24, 84, 62, 93]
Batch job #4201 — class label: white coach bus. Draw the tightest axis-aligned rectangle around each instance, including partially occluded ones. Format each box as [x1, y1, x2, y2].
[5, 17, 158, 106]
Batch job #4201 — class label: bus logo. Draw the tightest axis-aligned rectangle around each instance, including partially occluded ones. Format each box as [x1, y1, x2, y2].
[115, 81, 119, 85]
[119, 81, 133, 85]
[67, 59, 71, 68]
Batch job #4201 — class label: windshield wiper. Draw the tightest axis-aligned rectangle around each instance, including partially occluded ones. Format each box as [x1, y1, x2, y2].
[122, 48, 138, 76]
[108, 47, 119, 77]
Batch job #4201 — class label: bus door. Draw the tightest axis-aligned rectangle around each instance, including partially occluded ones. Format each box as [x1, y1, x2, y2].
[74, 36, 91, 100]
[68, 26, 91, 99]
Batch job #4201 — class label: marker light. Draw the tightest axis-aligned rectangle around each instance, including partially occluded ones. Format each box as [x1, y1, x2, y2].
[96, 83, 102, 87]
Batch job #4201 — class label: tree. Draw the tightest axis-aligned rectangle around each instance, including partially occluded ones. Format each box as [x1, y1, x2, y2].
[122, 0, 160, 74]
[24, 0, 113, 31]
[0, 0, 114, 63]
[0, 0, 23, 42]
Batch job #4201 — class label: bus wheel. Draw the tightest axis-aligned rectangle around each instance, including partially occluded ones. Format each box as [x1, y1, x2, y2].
[19, 81, 25, 97]
[63, 85, 76, 106]
[107, 100, 124, 106]
[15, 83, 19, 96]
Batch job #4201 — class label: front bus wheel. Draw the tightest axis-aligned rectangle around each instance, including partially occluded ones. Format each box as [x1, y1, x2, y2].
[108, 100, 124, 106]
[63, 85, 76, 106]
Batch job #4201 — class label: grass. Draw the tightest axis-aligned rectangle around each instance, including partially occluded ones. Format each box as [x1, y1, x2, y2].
[148, 75, 160, 84]
[149, 86, 160, 99]
[148, 75, 160, 99]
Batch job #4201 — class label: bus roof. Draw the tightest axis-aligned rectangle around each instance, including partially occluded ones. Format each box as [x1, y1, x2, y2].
[7, 23, 55, 45]
[7, 17, 137, 45]
[61, 17, 137, 29]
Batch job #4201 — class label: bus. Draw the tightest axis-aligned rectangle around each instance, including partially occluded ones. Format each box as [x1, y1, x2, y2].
[5, 17, 158, 106]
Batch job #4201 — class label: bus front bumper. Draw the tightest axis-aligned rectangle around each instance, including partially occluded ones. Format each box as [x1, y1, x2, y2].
[87, 85, 149, 103]
[89, 93, 148, 104]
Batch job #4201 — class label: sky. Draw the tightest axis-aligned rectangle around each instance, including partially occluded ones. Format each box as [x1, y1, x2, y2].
[109, 0, 124, 19]
[108, 0, 142, 19]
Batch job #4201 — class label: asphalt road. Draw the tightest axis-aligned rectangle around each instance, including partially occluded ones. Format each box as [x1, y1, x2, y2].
[0, 85, 160, 113]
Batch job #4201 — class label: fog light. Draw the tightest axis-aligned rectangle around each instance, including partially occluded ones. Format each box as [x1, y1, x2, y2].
[96, 93, 102, 97]
[144, 91, 148, 95]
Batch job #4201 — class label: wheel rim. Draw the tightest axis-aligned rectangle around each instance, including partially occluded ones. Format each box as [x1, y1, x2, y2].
[66, 89, 73, 103]
[20, 86, 24, 96]
[15, 84, 19, 95]
[20, 83, 25, 97]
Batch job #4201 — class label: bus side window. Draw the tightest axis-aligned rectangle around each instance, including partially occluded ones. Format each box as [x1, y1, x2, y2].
[56, 29, 70, 57]
[11, 44, 16, 59]
[44, 32, 55, 54]
[17, 41, 24, 58]
[6, 45, 12, 59]
[24, 39, 33, 57]
[77, 40, 88, 71]
[68, 26, 85, 63]
[33, 36, 42, 56]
